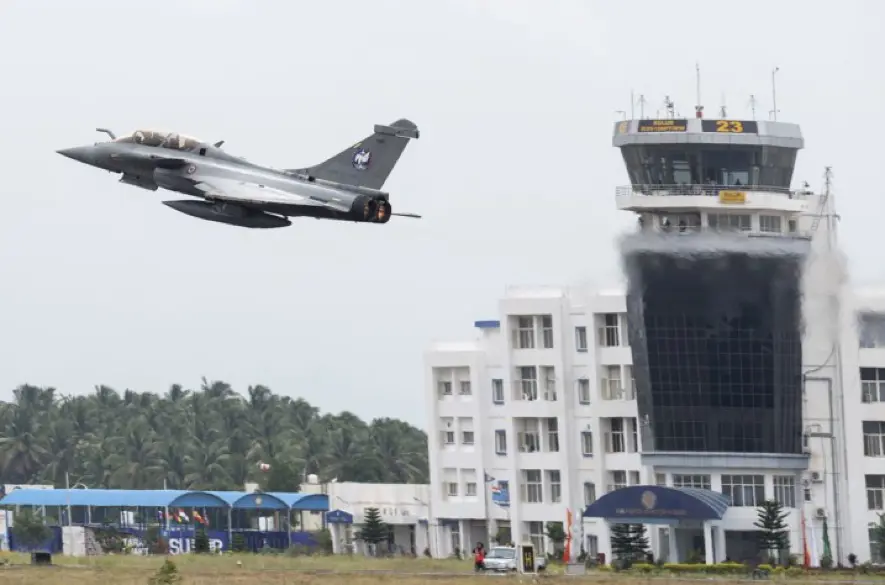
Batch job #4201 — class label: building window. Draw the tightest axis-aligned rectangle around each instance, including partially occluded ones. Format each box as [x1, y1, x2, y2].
[576, 378, 591, 404]
[546, 418, 560, 452]
[860, 313, 885, 348]
[528, 522, 544, 558]
[773, 476, 796, 508]
[602, 365, 622, 400]
[521, 470, 543, 503]
[541, 315, 554, 349]
[708, 213, 751, 231]
[607, 470, 626, 492]
[491, 379, 504, 404]
[438, 381, 452, 396]
[450, 523, 461, 553]
[864, 421, 885, 457]
[516, 366, 538, 401]
[867, 475, 885, 510]
[461, 430, 475, 445]
[862, 368, 885, 403]
[466, 482, 477, 497]
[721, 474, 765, 507]
[516, 419, 541, 453]
[541, 366, 557, 401]
[514, 316, 535, 349]
[459, 380, 472, 395]
[575, 326, 588, 352]
[759, 215, 782, 233]
[547, 470, 562, 503]
[583, 482, 597, 506]
[672, 474, 711, 490]
[605, 418, 625, 453]
[655, 473, 667, 486]
[599, 313, 620, 347]
[446, 481, 458, 497]
[443, 430, 455, 445]
[581, 430, 593, 456]
[495, 430, 507, 455]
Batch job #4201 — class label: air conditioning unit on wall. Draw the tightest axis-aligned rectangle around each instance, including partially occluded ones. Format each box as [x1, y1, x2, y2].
[815, 507, 828, 519]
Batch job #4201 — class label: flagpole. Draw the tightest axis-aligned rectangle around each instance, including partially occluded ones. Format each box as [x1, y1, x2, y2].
[801, 506, 810, 568]
[484, 471, 494, 545]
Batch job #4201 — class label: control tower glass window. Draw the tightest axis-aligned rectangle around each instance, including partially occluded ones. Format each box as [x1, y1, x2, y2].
[623, 251, 805, 455]
[620, 145, 797, 191]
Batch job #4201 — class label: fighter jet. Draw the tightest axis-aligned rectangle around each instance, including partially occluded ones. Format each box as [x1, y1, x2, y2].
[56, 120, 421, 229]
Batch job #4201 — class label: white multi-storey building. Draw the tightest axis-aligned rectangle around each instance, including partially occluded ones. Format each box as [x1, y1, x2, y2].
[425, 113, 885, 565]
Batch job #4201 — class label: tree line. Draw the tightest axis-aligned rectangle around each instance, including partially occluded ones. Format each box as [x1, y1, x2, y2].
[0, 381, 429, 490]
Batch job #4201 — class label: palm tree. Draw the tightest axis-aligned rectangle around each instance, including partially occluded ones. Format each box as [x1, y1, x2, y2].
[0, 381, 428, 489]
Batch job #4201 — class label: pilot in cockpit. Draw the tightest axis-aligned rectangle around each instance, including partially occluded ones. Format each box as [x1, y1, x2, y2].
[160, 132, 181, 150]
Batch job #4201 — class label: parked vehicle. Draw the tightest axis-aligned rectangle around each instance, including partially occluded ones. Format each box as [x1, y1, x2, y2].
[480, 546, 547, 572]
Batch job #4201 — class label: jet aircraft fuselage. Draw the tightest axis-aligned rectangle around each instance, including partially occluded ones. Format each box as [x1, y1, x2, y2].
[57, 121, 420, 229]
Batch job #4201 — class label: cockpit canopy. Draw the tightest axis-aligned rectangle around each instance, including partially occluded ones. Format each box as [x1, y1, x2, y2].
[112, 129, 205, 151]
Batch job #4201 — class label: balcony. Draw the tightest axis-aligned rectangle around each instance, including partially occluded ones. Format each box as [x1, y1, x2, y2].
[615, 183, 809, 214]
[601, 379, 636, 401]
[511, 379, 558, 402]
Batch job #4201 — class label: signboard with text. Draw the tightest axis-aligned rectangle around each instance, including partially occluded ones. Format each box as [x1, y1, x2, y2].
[701, 119, 759, 134]
[637, 119, 687, 132]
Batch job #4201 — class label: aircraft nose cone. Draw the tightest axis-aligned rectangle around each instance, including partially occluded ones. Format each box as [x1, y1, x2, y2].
[56, 146, 95, 164]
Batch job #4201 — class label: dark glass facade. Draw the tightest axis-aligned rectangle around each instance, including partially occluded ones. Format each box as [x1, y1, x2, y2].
[620, 144, 798, 190]
[623, 247, 805, 454]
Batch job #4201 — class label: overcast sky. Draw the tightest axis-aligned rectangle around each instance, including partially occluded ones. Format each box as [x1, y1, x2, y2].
[0, 0, 881, 427]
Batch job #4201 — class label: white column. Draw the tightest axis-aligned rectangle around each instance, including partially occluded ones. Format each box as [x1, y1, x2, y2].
[703, 521, 714, 565]
[330, 524, 340, 554]
[668, 527, 678, 563]
[715, 524, 727, 563]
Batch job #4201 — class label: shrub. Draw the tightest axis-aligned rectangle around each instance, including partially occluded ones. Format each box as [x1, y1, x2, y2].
[148, 558, 181, 585]
[194, 527, 210, 554]
[231, 532, 247, 553]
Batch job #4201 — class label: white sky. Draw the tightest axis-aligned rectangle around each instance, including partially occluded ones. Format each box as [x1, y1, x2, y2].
[0, 0, 881, 426]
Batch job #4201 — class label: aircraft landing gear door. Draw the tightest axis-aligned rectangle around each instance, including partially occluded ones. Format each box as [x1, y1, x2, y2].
[520, 543, 536, 574]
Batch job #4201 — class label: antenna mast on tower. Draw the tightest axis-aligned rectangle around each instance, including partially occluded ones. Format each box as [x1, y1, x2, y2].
[719, 93, 727, 118]
[694, 62, 704, 119]
[748, 95, 758, 120]
[663, 95, 675, 119]
[637, 94, 648, 118]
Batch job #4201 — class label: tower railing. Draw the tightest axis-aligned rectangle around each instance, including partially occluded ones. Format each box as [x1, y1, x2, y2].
[616, 184, 809, 198]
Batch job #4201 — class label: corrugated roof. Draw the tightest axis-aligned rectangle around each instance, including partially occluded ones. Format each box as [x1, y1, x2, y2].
[0, 488, 329, 510]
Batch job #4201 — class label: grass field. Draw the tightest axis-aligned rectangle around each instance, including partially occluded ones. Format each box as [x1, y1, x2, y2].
[1, 552, 881, 585]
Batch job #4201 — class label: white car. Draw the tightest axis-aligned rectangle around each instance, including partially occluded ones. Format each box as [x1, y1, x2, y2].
[481, 546, 547, 572]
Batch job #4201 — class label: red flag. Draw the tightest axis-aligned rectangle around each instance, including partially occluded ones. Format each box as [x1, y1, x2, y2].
[563, 509, 573, 563]
[801, 508, 811, 568]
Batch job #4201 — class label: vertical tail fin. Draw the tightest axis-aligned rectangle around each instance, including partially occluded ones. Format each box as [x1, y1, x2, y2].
[289, 119, 419, 191]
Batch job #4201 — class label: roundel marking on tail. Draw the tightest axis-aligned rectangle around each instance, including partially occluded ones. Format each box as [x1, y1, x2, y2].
[352, 149, 371, 170]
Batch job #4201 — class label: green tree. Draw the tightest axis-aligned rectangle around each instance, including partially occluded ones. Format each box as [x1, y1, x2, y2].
[545, 521, 567, 557]
[609, 523, 648, 564]
[0, 381, 429, 489]
[754, 499, 790, 563]
[358, 507, 388, 556]
[870, 513, 885, 562]
[9, 508, 52, 550]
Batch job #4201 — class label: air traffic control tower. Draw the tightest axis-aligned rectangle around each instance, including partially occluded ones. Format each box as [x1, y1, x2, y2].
[613, 113, 815, 473]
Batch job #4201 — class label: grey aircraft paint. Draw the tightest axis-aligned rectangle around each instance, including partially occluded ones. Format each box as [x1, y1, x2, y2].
[56, 120, 421, 229]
